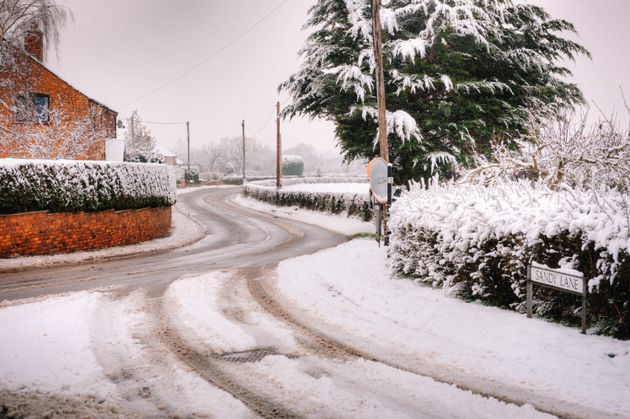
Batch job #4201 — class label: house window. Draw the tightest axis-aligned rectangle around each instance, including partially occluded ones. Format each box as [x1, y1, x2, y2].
[33, 94, 50, 123]
[15, 93, 50, 123]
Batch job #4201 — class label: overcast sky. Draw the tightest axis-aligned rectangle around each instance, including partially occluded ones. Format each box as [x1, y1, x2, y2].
[48, 0, 630, 154]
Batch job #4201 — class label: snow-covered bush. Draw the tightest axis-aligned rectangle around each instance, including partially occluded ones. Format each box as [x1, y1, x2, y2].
[389, 179, 630, 339]
[244, 177, 371, 221]
[0, 159, 176, 214]
[184, 166, 200, 184]
[282, 155, 304, 176]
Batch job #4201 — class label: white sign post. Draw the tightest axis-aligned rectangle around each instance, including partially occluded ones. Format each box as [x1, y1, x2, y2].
[527, 262, 588, 334]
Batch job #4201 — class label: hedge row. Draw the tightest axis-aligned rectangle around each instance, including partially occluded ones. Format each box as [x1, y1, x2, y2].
[389, 180, 630, 339]
[244, 178, 371, 221]
[0, 159, 177, 214]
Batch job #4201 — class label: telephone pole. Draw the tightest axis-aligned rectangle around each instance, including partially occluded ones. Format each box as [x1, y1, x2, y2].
[186, 121, 190, 173]
[242, 119, 246, 184]
[372, 0, 388, 162]
[371, 0, 390, 244]
[276, 101, 282, 189]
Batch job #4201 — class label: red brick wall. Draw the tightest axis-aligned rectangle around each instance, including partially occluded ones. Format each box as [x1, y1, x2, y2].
[0, 207, 172, 258]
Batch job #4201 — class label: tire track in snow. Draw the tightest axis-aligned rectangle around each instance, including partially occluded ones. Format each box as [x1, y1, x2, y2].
[154, 288, 300, 419]
[246, 270, 595, 419]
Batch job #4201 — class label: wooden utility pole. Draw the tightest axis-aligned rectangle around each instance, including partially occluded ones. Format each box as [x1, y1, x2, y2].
[276, 101, 282, 189]
[130, 117, 135, 145]
[372, 0, 388, 162]
[186, 121, 190, 173]
[371, 0, 390, 244]
[241, 119, 246, 184]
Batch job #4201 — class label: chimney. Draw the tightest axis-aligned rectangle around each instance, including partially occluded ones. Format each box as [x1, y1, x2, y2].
[24, 21, 44, 62]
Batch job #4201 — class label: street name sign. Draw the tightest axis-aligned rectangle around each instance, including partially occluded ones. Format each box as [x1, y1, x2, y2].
[529, 262, 584, 295]
[527, 262, 588, 334]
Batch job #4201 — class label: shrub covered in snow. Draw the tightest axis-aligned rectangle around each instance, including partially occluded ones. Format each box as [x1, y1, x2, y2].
[0, 159, 176, 214]
[389, 179, 630, 339]
[244, 177, 371, 221]
[282, 155, 304, 176]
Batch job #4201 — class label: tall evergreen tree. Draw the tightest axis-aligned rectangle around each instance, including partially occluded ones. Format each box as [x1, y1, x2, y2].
[281, 0, 589, 184]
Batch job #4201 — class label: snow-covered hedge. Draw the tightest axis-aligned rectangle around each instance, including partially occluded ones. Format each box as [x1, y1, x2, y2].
[389, 180, 630, 339]
[0, 159, 176, 214]
[244, 177, 371, 221]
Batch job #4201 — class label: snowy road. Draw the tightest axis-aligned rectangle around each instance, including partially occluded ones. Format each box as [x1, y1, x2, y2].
[0, 188, 578, 417]
[0, 187, 345, 301]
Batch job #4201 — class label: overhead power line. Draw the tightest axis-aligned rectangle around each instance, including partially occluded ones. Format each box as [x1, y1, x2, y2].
[142, 120, 187, 126]
[120, 0, 290, 109]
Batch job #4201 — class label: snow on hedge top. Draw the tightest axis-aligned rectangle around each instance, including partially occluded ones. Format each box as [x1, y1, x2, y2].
[282, 183, 370, 195]
[0, 158, 176, 214]
[390, 179, 630, 259]
[281, 155, 304, 164]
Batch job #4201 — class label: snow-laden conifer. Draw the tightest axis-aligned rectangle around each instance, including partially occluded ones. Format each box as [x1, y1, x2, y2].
[281, 0, 589, 184]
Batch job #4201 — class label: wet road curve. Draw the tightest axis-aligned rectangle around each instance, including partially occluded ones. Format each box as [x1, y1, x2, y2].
[0, 187, 346, 301]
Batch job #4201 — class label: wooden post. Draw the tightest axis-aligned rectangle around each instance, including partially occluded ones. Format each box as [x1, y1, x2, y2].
[186, 121, 191, 173]
[371, 0, 389, 244]
[276, 101, 282, 189]
[130, 117, 135, 145]
[242, 119, 246, 184]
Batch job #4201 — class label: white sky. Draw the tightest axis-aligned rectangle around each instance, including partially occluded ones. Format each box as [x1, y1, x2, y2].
[48, 0, 630, 154]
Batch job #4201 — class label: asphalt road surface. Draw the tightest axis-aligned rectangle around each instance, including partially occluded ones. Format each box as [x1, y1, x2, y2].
[0, 187, 346, 302]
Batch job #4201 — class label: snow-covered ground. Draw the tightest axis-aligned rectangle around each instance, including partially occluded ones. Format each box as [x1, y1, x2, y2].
[274, 239, 630, 418]
[2, 189, 628, 417]
[0, 290, 251, 417]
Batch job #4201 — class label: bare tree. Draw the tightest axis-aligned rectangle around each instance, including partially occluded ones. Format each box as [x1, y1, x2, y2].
[463, 106, 630, 191]
[0, 0, 71, 101]
[0, 0, 71, 51]
[0, 102, 108, 159]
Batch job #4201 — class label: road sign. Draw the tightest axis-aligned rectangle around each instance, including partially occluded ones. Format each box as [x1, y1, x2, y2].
[368, 157, 391, 204]
[527, 262, 588, 334]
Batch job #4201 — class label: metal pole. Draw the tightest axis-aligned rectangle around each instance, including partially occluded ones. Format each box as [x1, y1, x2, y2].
[372, 0, 390, 245]
[582, 277, 588, 334]
[276, 101, 282, 189]
[527, 265, 533, 319]
[242, 119, 246, 184]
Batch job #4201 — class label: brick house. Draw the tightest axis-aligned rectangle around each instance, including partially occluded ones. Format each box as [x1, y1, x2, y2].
[0, 25, 117, 160]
